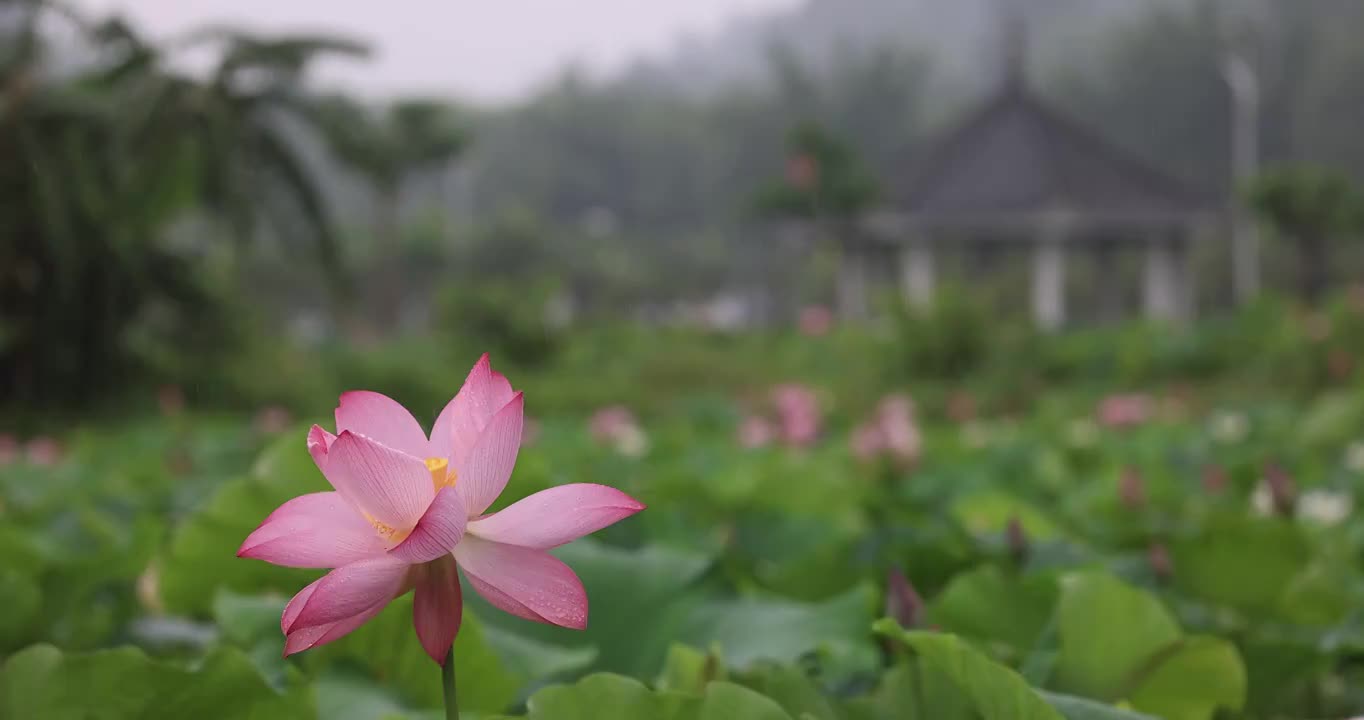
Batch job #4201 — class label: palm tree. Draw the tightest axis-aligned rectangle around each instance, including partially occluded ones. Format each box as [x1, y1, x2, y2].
[1, 2, 202, 406]
[309, 94, 469, 244]
[0, 4, 372, 407]
[307, 94, 469, 328]
[129, 25, 370, 273]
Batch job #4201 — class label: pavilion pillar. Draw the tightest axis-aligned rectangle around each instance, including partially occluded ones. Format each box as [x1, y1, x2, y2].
[1143, 232, 1190, 323]
[1031, 219, 1069, 331]
[899, 234, 935, 308]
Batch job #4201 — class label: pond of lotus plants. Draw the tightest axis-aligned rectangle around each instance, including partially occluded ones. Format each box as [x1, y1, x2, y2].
[4, 349, 1364, 719]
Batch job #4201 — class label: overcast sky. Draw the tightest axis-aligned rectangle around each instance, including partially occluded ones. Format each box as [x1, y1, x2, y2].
[78, 0, 800, 103]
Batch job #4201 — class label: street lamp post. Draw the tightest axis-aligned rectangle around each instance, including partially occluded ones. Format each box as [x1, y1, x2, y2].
[1222, 51, 1261, 305]
[1219, 0, 1266, 306]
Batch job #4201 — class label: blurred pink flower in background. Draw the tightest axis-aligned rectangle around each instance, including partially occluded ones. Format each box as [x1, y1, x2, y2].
[25, 436, 62, 466]
[850, 394, 921, 466]
[737, 383, 825, 450]
[0, 434, 18, 466]
[238, 354, 645, 662]
[589, 405, 648, 457]
[771, 384, 821, 447]
[157, 385, 185, 417]
[877, 395, 921, 462]
[1097, 393, 1152, 429]
[798, 305, 833, 337]
[850, 423, 884, 461]
[737, 415, 776, 449]
[589, 406, 635, 441]
[253, 405, 292, 435]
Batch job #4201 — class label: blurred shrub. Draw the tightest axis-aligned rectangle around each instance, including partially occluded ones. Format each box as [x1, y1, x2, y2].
[889, 286, 994, 380]
[436, 279, 564, 367]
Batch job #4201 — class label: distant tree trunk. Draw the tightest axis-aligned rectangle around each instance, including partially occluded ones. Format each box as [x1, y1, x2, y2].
[1297, 234, 1329, 304]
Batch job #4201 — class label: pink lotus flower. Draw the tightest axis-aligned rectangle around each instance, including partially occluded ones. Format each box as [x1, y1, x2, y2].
[238, 355, 645, 663]
[850, 423, 884, 461]
[588, 406, 647, 457]
[877, 395, 920, 461]
[25, 436, 61, 466]
[0, 434, 18, 466]
[737, 415, 776, 449]
[589, 406, 636, 442]
[1097, 393, 1152, 429]
[771, 384, 821, 447]
[798, 305, 833, 337]
[850, 394, 921, 466]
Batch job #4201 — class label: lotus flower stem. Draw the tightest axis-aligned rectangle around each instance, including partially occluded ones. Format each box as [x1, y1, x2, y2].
[442, 648, 459, 720]
[909, 655, 927, 719]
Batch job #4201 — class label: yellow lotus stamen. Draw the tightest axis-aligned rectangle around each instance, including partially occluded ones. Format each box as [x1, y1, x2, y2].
[426, 457, 456, 490]
[362, 459, 453, 544]
[367, 515, 412, 544]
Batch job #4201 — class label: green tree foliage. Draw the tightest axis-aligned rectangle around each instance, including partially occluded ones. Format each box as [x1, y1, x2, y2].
[471, 44, 924, 233]
[0, 2, 368, 408]
[749, 122, 879, 222]
[306, 94, 470, 330]
[309, 94, 469, 229]
[1247, 166, 1364, 303]
[471, 75, 721, 231]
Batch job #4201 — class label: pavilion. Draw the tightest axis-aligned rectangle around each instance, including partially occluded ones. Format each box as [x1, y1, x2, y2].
[851, 13, 1219, 330]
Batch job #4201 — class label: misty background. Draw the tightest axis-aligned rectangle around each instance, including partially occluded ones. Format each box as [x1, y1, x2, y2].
[13, 6, 1364, 719]
[5, 0, 1364, 412]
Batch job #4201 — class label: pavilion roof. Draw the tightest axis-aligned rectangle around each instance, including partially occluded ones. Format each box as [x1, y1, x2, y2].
[895, 84, 1214, 225]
